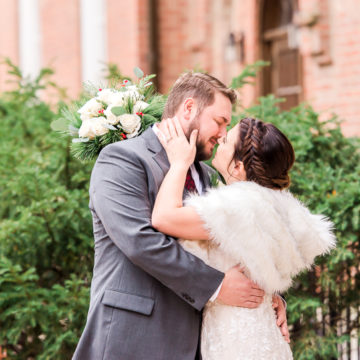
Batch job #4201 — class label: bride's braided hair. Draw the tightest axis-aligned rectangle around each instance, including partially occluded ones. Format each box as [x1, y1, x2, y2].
[233, 118, 295, 190]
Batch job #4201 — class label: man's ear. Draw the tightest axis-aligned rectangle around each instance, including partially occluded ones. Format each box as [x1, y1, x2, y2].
[183, 98, 197, 121]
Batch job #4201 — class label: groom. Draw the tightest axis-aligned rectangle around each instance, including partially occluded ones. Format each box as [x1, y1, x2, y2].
[73, 72, 288, 360]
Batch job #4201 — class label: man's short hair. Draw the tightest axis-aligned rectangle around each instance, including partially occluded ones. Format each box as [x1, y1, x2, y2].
[162, 72, 237, 119]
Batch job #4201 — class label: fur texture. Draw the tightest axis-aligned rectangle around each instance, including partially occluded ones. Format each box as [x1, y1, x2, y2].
[185, 181, 336, 294]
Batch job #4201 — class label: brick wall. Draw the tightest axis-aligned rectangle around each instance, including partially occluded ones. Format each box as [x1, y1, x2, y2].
[298, 0, 360, 136]
[0, 0, 359, 135]
[107, 0, 150, 78]
[156, 0, 213, 93]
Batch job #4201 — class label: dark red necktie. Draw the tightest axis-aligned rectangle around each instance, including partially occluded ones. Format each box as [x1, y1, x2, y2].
[185, 169, 198, 193]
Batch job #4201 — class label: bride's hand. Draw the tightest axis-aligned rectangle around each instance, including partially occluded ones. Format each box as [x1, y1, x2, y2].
[272, 295, 290, 343]
[158, 117, 198, 168]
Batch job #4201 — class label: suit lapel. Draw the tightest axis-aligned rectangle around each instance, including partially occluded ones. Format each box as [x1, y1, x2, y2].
[141, 127, 170, 184]
[196, 162, 211, 191]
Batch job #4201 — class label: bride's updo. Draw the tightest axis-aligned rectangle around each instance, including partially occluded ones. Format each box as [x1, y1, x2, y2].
[233, 118, 295, 190]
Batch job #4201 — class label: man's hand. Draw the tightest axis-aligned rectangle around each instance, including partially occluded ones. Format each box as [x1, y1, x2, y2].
[217, 265, 265, 308]
[272, 295, 290, 343]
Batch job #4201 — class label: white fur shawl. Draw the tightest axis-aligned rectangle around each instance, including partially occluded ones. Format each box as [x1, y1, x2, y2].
[185, 181, 336, 294]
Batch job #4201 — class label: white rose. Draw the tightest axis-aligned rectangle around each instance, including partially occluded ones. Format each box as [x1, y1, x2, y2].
[77, 98, 103, 121]
[126, 85, 138, 92]
[97, 89, 117, 105]
[78, 117, 108, 139]
[109, 91, 125, 106]
[119, 114, 141, 138]
[104, 105, 121, 125]
[123, 86, 143, 102]
[92, 117, 109, 137]
[78, 119, 99, 139]
[133, 100, 149, 114]
[78, 119, 92, 138]
[97, 89, 126, 107]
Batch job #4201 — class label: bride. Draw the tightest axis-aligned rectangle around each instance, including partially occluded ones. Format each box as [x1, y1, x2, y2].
[152, 116, 336, 360]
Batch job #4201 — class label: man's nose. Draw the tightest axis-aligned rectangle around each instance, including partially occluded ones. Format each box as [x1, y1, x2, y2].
[218, 126, 227, 139]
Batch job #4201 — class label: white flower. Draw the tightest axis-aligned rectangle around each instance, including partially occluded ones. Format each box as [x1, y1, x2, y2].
[133, 100, 149, 114]
[123, 86, 143, 102]
[97, 89, 125, 107]
[104, 105, 121, 125]
[119, 114, 141, 138]
[109, 91, 126, 106]
[92, 117, 110, 137]
[78, 117, 108, 139]
[77, 98, 103, 121]
[125, 85, 138, 92]
[97, 89, 116, 105]
[78, 120, 93, 138]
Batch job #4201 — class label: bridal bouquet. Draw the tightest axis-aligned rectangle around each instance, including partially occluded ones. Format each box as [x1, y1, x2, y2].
[52, 67, 165, 161]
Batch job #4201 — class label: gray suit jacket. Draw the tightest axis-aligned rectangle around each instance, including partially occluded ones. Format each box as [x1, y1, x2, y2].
[72, 128, 224, 360]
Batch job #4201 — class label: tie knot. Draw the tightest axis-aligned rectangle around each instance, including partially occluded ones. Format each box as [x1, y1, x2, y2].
[185, 169, 197, 193]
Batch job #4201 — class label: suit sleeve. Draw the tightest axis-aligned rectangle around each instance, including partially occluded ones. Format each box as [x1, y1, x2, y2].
[90, 143, 224, 311]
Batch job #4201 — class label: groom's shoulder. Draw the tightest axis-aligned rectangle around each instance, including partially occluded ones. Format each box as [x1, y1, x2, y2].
[98, 135, 146, 162]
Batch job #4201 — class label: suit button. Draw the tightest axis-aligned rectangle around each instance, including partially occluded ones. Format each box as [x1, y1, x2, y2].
[181, 292, 194, 303]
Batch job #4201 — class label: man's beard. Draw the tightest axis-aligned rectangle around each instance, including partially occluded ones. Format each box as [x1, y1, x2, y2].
[195, 141, 210, 162]
[187, 117, 212, 162]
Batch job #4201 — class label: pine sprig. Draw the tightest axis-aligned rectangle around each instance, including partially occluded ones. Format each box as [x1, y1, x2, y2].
[100, 130, 123, 147]
[71, 140, 99, 162]
[144, 95, 167, 118]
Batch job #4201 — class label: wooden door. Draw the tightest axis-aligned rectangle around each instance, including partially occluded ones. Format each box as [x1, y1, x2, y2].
[261, 0, 302, 110]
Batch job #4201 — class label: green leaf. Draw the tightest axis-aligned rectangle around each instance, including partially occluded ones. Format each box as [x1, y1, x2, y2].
[72, 137, 89, 143]
[133, 67, 144, 79]
[102, 123, 117, 131]
[111, 106, 126, 116]
[230, 60, 269, 89]
[50, 118, 68, 132]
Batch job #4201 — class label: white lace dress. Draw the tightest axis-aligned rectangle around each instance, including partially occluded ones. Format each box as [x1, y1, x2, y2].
[181, 181, 336, 360]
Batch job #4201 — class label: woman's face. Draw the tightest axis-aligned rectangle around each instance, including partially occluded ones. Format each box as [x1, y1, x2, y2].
[212, 123, 241, 181]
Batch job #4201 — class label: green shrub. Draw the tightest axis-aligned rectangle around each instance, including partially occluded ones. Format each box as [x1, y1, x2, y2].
[0, 61, 94, 359]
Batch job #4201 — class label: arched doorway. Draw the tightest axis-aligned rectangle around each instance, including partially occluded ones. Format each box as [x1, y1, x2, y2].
[260, 0, 302, 110]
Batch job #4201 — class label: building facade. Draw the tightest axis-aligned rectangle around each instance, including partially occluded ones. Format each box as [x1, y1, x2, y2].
[1, 0, 360, 135]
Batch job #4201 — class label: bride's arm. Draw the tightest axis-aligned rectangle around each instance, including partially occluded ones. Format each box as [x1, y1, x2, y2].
[152, 118, 210, 240]
[152, 163, 210, 240]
